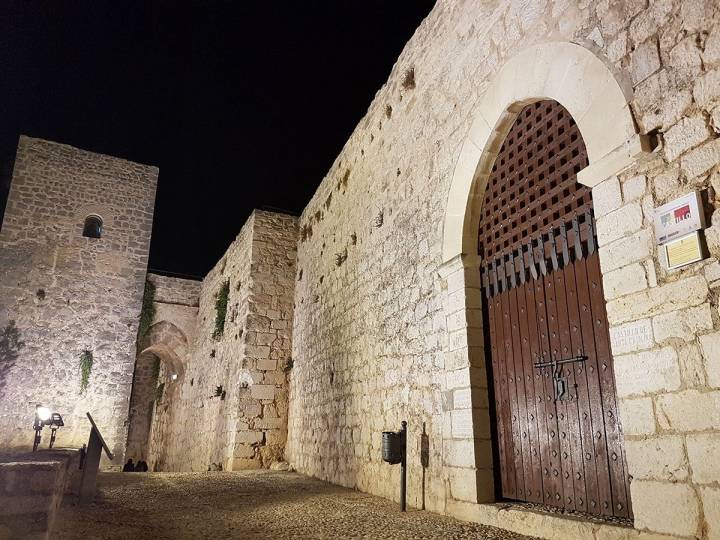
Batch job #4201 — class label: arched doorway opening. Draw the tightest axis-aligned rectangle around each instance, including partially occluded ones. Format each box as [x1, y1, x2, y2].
[126, 322, 187, 467]
[478, 99, 630, 517]
[438, 41, 653, 514]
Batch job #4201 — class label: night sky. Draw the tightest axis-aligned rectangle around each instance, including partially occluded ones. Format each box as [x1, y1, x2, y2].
[0, 1, 435, 277]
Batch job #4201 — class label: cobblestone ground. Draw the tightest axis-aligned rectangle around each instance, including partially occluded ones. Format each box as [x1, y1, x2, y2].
[54, 471, 534, 539]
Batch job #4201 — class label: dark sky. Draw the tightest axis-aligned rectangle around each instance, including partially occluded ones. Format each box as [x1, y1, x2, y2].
[0, 1, 435, 277]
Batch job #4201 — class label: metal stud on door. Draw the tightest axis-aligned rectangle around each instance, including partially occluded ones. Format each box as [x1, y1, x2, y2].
[478, 101, 632, 518]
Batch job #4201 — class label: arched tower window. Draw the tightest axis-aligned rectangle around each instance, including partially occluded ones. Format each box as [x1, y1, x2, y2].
[82, 215, 103, 239]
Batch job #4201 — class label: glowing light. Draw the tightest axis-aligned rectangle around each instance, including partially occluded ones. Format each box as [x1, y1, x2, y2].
[171, 373, 178, 381]
[36, 406, 52, 422]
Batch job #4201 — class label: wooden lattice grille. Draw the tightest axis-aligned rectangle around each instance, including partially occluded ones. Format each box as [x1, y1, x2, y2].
[479, 100, 591, 262]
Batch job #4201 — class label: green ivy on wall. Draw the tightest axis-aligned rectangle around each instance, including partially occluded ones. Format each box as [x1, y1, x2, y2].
[79, 350, 94, 393]
[212, 280, 230, 340]
[137, 279, 157, 342]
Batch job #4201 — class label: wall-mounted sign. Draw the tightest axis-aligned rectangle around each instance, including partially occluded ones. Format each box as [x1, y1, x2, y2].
[654, 191, 705, 244]
[664, 231, 704, 269]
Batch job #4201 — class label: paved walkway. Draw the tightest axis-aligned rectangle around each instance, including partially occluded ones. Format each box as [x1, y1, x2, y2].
[54, 471, 533, 539]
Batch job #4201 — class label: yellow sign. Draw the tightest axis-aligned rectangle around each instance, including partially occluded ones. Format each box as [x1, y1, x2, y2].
[665, 231, 703, 269]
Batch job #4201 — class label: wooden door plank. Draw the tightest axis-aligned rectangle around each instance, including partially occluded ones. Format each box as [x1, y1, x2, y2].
[563, 258, 597, 514]
[487, 291, 510, 496]
[551, 261, 583, 512]
[518, 279, 546, 503]
[500, 289, 524, 499]
[508, 281, 533, 501]
[586, 251, 632, 518]
[574, 254, 615, 517]
[534, 275, 565, 507]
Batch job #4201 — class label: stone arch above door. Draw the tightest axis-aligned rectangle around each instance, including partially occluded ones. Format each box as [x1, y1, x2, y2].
[126, 321, 189, 462]
[442, 41, 652, 265]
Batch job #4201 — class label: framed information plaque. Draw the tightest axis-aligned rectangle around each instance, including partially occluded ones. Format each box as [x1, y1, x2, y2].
[654, 191, 705, 245]
[664, 231, 703, 269]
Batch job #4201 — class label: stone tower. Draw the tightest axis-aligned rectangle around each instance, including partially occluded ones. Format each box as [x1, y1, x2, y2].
[0, 135, 158, 463]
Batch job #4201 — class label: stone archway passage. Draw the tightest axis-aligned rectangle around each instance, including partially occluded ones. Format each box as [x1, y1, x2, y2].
[478, 100, 631, 518]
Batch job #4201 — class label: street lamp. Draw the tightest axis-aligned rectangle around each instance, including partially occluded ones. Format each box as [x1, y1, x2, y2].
[33, 405, 64, 451]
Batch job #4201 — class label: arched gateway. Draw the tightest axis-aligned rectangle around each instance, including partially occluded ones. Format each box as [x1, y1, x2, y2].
[478, 100, 630, 517]
[439, 41, 653, 519]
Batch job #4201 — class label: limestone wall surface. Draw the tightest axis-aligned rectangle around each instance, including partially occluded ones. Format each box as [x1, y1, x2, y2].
[146, 210, 297, 472]
[0, 136, 157, 463]
[148, 273, 201, 307]
[286, 1, 720, 538]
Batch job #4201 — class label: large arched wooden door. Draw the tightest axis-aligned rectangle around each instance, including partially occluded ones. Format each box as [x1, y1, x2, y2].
[479, 100, 632, 518]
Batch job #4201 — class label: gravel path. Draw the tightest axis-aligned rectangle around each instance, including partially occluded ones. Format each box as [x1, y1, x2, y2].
[54, 471, 534, 539]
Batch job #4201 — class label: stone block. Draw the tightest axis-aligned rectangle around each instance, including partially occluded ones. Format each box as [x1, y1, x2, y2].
[257, 359, 278, 371]
[592, 176, 622, 217]
[630, 480, 700, 537]
[235, 430, 264, 445]
[254, 416, 285, 430]
[681, 138, 720, 180]
[686, 433, 720, 484]
[655, 390, 720, 431]
[443, 439, 476, 468]
[693, 68, 720, 110]
[596, 202, 643, 246]
[245, 345, 270, 359]
[624, 436, 687, 481]
[445, 368, 470, 391]
[663, 116, 711, 162]
[602, 263, 648, 300]
[233, 444, 256, 459]
[231, 457, 261, 470]
[617, 397, 655, 436]
[629, 0, 672, 44]
[599, 228, 653, 274]
[614, 347, 681, 397]
[668, 36, 703, 78]
[630, 39, 661, 85]
[622, 175, 646, 202]
[700, 487, 720, 540]
[652, 166, 681, 201]
[605, 275, 708, 325]
[699, 331, 720, 388]
[447, 467, 493, 503]
[652, 304, 713, 343]
[450, 408, 490, 439]
[250, 384, 276, 400]
[609, 319, 654, 355]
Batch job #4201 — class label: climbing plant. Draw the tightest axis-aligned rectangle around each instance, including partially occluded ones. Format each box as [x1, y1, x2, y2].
[0, 321, 24, 394]
[212, 280, 230, 340]
[79, 350, 94, 393]
[137, 279, 156, 342]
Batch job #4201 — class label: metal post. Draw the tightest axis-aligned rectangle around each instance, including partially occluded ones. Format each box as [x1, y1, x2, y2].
[400, 420, 407, 512]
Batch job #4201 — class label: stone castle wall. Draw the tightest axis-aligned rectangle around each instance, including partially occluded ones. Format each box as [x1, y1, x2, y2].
[286, 1, 720, 538]
[146, 210, 297, 471]
[0, 135, 158, 463]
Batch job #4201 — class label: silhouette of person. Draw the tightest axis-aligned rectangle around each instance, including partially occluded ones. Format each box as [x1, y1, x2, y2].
[122, 458, 135, 472]
[137, 460, 148, 472]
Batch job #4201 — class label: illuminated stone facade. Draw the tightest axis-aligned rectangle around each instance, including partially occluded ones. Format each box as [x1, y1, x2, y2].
[0, 136, 158, 463]
[134, 211, 297, 472]
[3, 1, 720, 538]
[285, 1, 720, 538]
